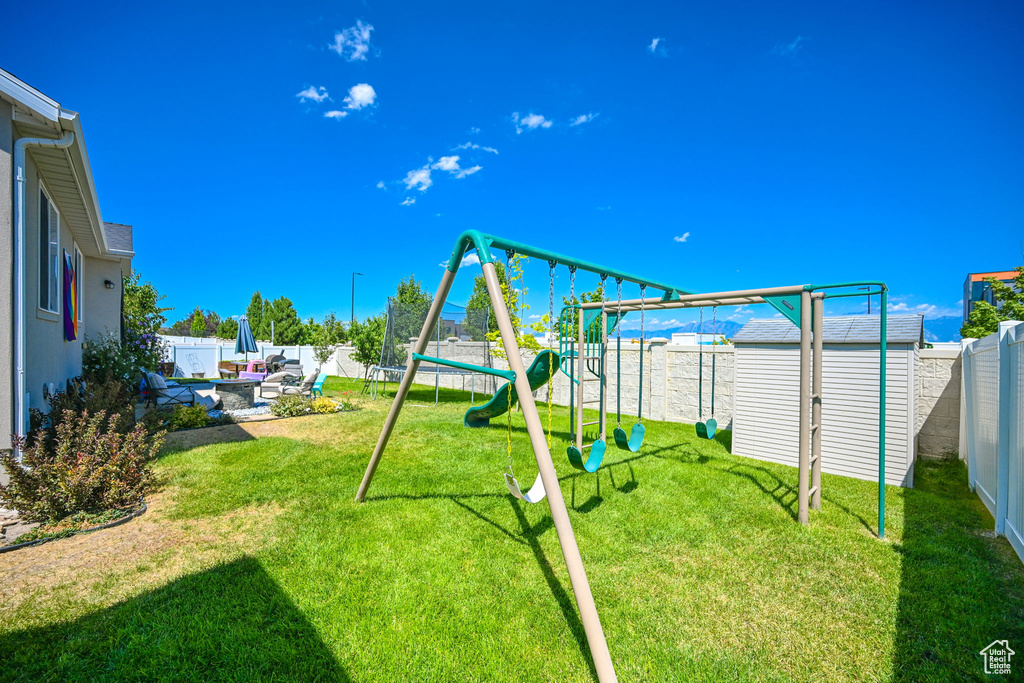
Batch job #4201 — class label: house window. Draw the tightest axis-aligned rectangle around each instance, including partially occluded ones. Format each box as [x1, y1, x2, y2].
[38, 188, 59, 312]
[74, 244, 83, 322]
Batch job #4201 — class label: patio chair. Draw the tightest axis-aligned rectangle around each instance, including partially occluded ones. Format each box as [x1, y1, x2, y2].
[280, 371, 319, 398]
[259, 371, 295, 398]
[145, 372, 196, 408]
[311, 373, 327, 398]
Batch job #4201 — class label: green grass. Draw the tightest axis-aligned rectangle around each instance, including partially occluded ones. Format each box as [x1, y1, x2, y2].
[2, 378, 1022, 682]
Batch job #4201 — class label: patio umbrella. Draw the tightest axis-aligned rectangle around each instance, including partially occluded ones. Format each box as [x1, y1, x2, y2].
[235, 315, 258, 361]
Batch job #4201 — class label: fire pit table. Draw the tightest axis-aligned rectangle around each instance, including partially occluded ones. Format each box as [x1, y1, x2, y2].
[210, 379, 258, 411]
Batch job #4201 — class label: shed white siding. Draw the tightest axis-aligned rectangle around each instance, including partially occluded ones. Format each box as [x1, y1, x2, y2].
[733, 342, 916, 487]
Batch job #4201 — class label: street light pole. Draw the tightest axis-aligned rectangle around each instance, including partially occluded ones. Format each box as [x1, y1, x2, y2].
[351, 272, 364, 326]
[859, 286, 872, 314]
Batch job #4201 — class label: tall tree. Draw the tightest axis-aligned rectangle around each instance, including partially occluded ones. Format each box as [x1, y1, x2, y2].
[264, 296, 305, 345]
[190, 307, 205, 337]
[392, 274, 433, 344]
[216, 318, 239, 339]
[246, 292, 266, 341]
[309, 312, 347, 368]
[961, 266, 1024, 338]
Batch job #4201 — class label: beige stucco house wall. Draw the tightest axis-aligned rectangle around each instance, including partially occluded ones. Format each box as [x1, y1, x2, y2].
[0, 67, 134, 452]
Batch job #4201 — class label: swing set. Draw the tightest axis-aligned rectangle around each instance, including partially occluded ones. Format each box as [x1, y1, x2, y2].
[356, 231, 890, 683]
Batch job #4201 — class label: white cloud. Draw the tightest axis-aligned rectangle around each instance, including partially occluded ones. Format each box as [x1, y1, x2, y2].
[570, 113, 598, 126]
[324, 110, 348, 119]
[439, 253, 481, 268]
[673, 233, 691, 243]
[296, 85, 329, 103]
[455, 165, 482, 179]
[772, 35, 804, 57]
[468, 127, 481, 134]
[329, 20, 374, 61]
[403, 167, 433, 192]
[648, 37, 666, 55]
[887, 301, 960, 317]
[400, 197, 416, 206]
[596, 205, 611, 211]
[344, 83, 377, 110]
[512, 112, 553, 134]
[432, 156, 461, 172]
[529, 314, 542, 320]
[375, 181, 387, 190]
[454, 142, 499, 154]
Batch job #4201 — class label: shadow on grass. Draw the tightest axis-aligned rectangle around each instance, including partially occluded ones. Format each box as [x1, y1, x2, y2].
[508, 498, 599, 683]
[0, 556, 349, 682]
[892, 459, 1024, 681]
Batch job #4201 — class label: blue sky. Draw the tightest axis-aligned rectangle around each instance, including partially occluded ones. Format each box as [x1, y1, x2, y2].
[5, 1, 1022, 337]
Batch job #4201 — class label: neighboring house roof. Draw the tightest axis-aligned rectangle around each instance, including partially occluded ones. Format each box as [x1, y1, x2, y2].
[0, 66, 122, 260]
[732, 315, 924, 345]
[103, 222, 134, 257]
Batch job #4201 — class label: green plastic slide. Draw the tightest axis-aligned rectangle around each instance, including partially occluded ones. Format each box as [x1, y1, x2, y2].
[464, 350, 560, 428]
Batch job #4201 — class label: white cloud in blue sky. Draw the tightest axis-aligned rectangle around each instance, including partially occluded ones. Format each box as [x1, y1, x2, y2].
[323, 110, 347, 119]
[344, 83, 377, 110]
[403, 167, 432, 192]
[570, 113, 598, 126]
[454, 141, 499, 154]
[296, 85, 329, 103]
[329, 20, 374, 61]
[513, 112, 553, 134]
[673, 233, 691, 243]
[400, 197, 415, 206]
[648, 37, 666, 55]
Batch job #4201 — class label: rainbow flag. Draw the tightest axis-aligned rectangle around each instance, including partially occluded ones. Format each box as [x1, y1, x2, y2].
[63, 250, 77, 341]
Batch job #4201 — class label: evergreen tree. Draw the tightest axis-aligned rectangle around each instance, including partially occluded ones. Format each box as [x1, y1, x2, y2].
[246, 292, 266, 340]
[961, 267, 1024, 338]
[216, 318, 239, 339]
[264, 297, 304, 345]
[190, 307, 205, 337]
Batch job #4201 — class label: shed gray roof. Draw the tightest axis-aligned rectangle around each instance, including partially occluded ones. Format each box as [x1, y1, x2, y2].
[732, 314, 924, 345]
[102, 222, 134, 255]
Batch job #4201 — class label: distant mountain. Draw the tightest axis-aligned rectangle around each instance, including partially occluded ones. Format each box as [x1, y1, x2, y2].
[923, 316, 962, 343]
[618, 320, 744, 340]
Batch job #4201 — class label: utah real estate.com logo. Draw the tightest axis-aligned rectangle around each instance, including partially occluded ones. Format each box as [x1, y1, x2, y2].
[980, 640, 1014, 675]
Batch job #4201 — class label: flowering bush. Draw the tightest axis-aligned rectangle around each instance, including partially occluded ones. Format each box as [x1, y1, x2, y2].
[0, 410, 163, 524]
[83, 332, 166, 388]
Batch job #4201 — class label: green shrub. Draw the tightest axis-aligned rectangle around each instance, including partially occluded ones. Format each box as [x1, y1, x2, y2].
[167, 404, 211, 430]
[43, 377, 136, 436]
[0, 410, 163, 524]
[271, 395, 314, 417]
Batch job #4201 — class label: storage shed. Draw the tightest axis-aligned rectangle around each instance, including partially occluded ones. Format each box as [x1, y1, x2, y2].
[732, 314, 923, 488]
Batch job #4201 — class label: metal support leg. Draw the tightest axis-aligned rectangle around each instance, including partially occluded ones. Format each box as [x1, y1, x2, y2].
[482, 263, 618, 683]
[798, 290, 811, 525]
[355, 269, 457, 502]
[811, 293, 823, 511]
[577, 305, 585, 452]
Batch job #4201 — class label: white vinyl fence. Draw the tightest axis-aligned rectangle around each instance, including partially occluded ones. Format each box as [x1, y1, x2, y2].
[160, 336, 331, 378]
[962, 320, 1024, 565]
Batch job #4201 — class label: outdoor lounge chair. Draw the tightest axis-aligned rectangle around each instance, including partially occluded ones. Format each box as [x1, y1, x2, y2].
[311, 373, 327, 397]
[280, 371, 319, 398]
[145, 372, 196, 408]
[259, 371, 294, 398]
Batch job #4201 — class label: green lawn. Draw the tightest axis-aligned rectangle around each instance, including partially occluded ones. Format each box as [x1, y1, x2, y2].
[1, 377, 1022, 682]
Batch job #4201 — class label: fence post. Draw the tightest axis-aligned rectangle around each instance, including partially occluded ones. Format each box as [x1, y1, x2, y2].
[996, 321, 1013, 535]
[962, 338, 977, 491]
